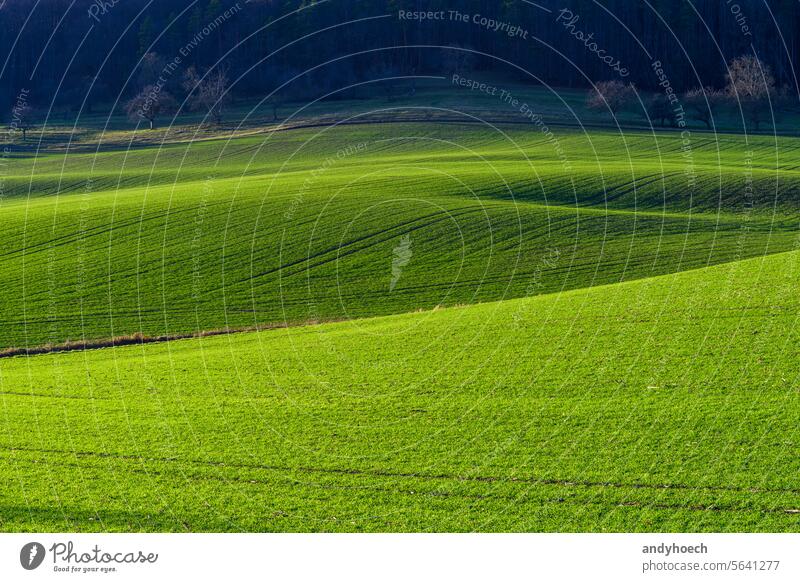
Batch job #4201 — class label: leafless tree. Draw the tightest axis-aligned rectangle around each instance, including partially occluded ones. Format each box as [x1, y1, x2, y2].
[11, 101, 34, 140]
[725, 56, 776, 131]
[125, 85, 177, 130]
[683, 86, 724, 129]
[183, 66, 232, 125]
[442, 45, 475, 75]
[266, 94, 283, 122]
[369, 64, 401, 102]
[586, 80, 635, 115]
[643, 93, 673, 127]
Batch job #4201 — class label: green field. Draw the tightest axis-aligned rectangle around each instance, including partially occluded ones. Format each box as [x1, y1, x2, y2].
[1, 250, 799, 531]
[1, 120, 798, 349]
[1, 89, 799, 532]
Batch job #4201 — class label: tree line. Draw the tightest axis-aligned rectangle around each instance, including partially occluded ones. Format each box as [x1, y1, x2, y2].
[1, 0, 798, 125]
[588, 56, 786, 130]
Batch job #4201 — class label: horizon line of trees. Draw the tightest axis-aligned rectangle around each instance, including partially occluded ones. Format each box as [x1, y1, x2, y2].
[588, 55, 789, 131]
[2, 1, 799, 132]
[5, 53, 792, 135]
[122, 60, 234, 130]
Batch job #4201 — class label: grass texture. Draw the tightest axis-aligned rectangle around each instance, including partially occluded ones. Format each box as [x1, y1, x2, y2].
[1, 122, 797, 348]
[1, 108, 799, 532]
[0, 250, 798, 531]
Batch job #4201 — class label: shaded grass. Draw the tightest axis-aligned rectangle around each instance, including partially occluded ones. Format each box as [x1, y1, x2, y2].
[1, 122, 798, 348]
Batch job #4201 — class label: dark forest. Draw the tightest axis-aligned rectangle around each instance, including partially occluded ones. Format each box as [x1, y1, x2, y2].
[1, 0, 798, 116]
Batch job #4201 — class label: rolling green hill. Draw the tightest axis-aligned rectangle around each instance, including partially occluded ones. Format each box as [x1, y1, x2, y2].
[1, 248, 798, 532]
[2, 102, 800, 533]
[1, 122, 798, 349]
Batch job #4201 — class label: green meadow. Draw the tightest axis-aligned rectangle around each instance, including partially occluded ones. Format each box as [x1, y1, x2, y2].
[1, 251, 799, 532]
[1, 121, 797, 348]
[1, 89, 799, 531]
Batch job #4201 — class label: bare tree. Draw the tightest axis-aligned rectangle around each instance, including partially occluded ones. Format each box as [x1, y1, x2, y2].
[11, 101, 34, 140]
[125, 85, 177, 130]
[683, 86, 724, 129]
[586, 81, 635, 115]
[642, 93, 673, 127]
[369, 64, 401, 102]
[442, 45, 475, 75]
[725, 56, 776, 131]
[266, 94, 283, 122]
[183, 66, 232, 126]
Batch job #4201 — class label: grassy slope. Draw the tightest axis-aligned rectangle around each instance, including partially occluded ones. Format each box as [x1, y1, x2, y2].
[1, 123, 798, 348]
[1, 249, 799, 532]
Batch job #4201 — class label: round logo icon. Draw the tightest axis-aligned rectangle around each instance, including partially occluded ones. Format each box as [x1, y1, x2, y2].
[20, 542, 46, 570]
